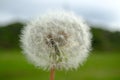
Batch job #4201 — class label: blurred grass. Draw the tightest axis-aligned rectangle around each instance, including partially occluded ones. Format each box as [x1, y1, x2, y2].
[0, 50, 120, 80]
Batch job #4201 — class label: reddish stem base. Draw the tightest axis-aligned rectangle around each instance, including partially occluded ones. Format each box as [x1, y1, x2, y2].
[50, 67, 55, 80]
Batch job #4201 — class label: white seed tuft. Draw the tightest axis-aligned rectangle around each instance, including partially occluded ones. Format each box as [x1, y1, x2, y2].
[20, 10, 92, 70]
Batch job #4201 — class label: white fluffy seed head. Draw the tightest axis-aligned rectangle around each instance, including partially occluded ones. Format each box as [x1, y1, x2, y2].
[20, 10, 92, 70]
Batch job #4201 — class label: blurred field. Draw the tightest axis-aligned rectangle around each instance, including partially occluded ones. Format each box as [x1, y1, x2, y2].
[0, 50, 120, 80]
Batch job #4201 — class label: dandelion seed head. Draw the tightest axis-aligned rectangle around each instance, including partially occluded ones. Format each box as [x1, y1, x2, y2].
[20, 10, 92, 70]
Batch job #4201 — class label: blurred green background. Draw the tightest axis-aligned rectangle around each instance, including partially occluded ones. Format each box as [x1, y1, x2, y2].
[0, 22, 120, 80]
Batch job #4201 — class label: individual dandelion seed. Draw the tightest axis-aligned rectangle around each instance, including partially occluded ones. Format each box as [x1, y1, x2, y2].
[20, 10, 92, 80]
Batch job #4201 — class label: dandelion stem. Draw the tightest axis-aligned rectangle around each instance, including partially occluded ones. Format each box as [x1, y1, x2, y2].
[50, 67, 55, 80]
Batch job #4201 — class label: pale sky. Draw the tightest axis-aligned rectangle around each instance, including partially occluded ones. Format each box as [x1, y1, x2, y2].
[0, 0, 120, 31]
